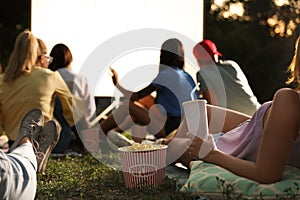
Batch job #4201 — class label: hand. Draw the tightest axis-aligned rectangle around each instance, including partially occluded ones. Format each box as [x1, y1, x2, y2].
[187, 133, 217, 159]
[109, 67, 118, 86]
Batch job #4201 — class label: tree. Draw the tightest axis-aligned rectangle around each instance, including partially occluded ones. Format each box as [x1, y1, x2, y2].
[209, 0, 300, 37]
[204, 0, 298, 102]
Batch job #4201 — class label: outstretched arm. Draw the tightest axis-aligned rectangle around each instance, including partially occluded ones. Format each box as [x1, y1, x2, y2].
[109, 67, 155, 101]
[206, 104, 250, 133]
[109, 67, 134, 98]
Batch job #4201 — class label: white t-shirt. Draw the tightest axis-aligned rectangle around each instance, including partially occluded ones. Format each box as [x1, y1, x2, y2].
[58, 68, 96, 121]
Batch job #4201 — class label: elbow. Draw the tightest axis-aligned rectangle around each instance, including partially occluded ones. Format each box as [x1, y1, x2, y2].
[255, 174, 282, 184]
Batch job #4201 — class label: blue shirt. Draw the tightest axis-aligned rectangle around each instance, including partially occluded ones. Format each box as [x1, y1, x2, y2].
[151, 66, 198, 117]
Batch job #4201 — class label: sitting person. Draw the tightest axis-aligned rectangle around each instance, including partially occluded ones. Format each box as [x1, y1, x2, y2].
[48, 43, 96, 153]
[0, 31, 84, 166]
[100, 38, 199, 147]
[193, 39, 261, 116]
[170, 36, 300, 184]
[1, 108, 59, 199]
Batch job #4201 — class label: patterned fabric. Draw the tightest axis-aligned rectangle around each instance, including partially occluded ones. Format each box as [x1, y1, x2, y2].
[180, 161, 300, 199]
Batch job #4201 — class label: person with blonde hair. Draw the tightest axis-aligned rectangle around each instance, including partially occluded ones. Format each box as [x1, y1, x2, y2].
[0, 30, 84, 172]
[36, 38, 53, 68]
[174, 36, 300, 184]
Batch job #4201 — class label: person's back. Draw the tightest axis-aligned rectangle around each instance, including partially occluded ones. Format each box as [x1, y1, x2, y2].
[49, 43, 95, 153]
[49, 43, 95, 122]
[153, 66, 198, 118]
[193, 39, 260, 116]
[57, 67, 95, 121]
[0, 67, 76, 141]
[197, 59, 260, 115]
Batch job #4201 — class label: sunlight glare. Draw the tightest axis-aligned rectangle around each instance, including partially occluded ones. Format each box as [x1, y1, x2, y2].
[273, 0, 289, 6]
[229, 3, 244, 17]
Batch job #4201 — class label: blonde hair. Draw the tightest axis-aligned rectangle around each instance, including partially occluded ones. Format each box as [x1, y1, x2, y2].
[37, 38, 47, 55]
[4, 30, 40, 83]
[286, 36, 300, 91]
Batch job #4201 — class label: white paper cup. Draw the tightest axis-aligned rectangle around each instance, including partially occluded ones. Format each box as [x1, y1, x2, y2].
[80, 128, 100, 153]
[119, 145, 168, 188]
[182, 100, 209, 140]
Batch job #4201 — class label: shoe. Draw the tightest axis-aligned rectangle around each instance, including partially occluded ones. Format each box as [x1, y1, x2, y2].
[107, 130, 135, 148]
[9, 108, 44, 152]
[34, 120, 59, 173]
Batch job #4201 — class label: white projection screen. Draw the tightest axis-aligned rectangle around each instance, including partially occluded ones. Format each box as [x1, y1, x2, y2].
[31, 0, 203, 96]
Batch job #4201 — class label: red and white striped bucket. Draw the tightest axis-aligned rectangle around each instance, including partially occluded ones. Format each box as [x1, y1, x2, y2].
[119, 145, 168, 188]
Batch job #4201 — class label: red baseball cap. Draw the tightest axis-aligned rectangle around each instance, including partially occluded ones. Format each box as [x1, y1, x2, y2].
[193, 39, 222, 60]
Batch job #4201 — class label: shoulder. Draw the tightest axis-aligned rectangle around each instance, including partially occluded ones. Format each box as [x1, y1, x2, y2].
[274, 88, 299, 98]
[32, 67, 57, 76]
[0, 74, 4, 82]
[273, 88, 300, 108]
[219, 59, 241, 69]
[220, 59, 238, 65]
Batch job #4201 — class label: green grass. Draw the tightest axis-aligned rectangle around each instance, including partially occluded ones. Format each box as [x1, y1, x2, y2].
[36, 154, 188, 200]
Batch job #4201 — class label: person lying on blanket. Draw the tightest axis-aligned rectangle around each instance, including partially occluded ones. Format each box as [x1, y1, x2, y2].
[167, 36, 300, 184]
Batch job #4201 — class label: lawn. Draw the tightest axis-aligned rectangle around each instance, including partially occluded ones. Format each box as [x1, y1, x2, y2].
[35, 153, 189, 200]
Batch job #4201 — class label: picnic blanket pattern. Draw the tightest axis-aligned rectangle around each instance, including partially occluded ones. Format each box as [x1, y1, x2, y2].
[180, 161, 300, 199]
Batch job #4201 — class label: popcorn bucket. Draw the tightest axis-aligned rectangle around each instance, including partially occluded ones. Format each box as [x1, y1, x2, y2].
[119, 144, 168, 188]
[80, 128, 100, 153]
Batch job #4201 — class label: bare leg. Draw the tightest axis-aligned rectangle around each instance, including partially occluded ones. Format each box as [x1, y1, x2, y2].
[18, 137, 31, 145]
[100, 100, 166, 137]
[114, 115, 134, 133]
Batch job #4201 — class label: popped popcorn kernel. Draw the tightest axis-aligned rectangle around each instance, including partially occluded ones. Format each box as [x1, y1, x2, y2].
[121, 143, 166, 151]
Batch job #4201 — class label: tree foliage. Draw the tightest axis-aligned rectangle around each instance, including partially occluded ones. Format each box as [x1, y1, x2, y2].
[209, 0, 300, 37]
[204, 0, 299, 102]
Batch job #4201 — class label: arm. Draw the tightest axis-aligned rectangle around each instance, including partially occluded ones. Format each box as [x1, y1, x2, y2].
[167, 104, 250, 143]
[110, 67, 133, 98]
[207, 104, 250, 133]
[110, 67, 155, 101]
[192, 88, 300, 183]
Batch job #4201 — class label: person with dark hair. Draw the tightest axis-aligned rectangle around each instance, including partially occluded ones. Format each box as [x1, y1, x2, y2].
[100, 38, 198, 147]
[193, 39, 260, 116]
[49, 43, 96, 153]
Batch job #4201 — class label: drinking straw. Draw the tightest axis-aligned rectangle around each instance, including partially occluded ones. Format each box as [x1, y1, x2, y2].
[190, 82, 200, 100]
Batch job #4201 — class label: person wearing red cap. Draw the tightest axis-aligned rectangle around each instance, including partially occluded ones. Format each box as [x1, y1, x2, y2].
[193, 39, 261, 116]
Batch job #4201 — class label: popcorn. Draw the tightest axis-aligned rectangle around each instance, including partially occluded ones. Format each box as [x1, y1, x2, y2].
[121, 143, 166, 151]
